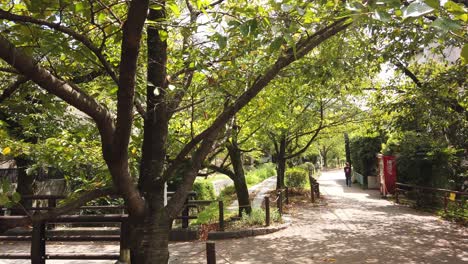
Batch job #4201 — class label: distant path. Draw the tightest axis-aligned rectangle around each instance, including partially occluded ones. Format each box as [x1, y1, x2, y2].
[1, 170, 467, 264]
[229, 176, 276, 210]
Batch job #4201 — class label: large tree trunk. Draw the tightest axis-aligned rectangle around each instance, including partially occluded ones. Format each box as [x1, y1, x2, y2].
[227, 143, 251, 216]
[129, 186, 171, 264]
[276, 136, 287, 190]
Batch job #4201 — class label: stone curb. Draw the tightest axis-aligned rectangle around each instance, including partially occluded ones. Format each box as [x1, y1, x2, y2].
[207, 215, 291, 240]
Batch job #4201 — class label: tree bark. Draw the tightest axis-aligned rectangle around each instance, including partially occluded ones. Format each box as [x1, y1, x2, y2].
[227, 142, 251, 216]
[276, 136, 287, 190]
[129, 190, 171, 264]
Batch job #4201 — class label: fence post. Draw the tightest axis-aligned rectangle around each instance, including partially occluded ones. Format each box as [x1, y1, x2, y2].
[218, 200, 224, 231]
[182, 198, 189, 228]
[316, 183, 320, 198]
[395, 188, 399, 204]
[265, 196, 270, 227]
[48, 198, 57, 230]
[309, 176, 315, 203]
[206, 241, 216, 264]
[443, 193, 448, 215]
[277, 191, 283, 215]
[285, 187, 289, 205]
[31, 221, 46, 264]
[120, 219, 131, 263]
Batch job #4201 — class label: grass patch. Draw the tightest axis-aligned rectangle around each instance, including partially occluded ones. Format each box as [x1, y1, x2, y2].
[193, 185, 237, 225]
[246, 163, 276, 187]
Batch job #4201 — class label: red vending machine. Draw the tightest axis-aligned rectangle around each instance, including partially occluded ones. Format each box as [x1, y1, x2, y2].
[378, 154, 397, 196]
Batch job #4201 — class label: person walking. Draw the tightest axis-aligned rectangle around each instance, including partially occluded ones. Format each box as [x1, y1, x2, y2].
[344, 162, 352, 187]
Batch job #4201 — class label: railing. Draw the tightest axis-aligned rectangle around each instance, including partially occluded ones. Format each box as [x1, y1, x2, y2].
[353, 171, 365, 186]
[395, 183, 467, 220]
[0, 193, 225, 262]
[0, 214, 128, 262]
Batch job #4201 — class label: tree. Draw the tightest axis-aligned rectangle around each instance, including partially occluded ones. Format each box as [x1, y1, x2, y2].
[0, 0, 351, 262]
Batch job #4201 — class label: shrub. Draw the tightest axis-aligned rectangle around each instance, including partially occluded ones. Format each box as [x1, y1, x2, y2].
[383, 131, 460, 188]
[350, 135, 382, 176]
[193, 181, 216, 201]
[239, 208, 265, 226]
[218, 185, 236, 198]
[285, 167, 308, 188]
[246, 163, 276, 186]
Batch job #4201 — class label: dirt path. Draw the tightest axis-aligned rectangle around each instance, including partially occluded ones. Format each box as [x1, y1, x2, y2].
[1, 170, 466, 264]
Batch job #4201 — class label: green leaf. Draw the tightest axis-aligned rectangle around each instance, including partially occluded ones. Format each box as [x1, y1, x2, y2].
[373, 10, 391, 22]
[12, 192, 21, 203]
[0, 194, 9, 205]
[269, 37, 285, 52]
[460, 44, 468, 64]
[216, 35, 227, 49]
[431, 17, 462, 32]
[2, 179, 10, 193]
[75, 2, 84, 12]
[424, 0, 439, 9]
[444, 1, 465, 14]
[168, 3, 181, 17]
[403, 2, 434, 18]
[158, 30, 168, 41]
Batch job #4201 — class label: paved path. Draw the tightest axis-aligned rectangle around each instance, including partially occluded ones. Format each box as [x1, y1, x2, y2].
[1, 170, 467, 263]
[229, 176, 276, 210]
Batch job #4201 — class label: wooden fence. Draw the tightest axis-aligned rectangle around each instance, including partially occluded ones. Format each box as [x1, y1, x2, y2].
[395, 182, 467, 220]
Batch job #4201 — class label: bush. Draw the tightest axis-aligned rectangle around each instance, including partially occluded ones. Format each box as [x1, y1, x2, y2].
[218, 185, 236, 198]
[350, 135, 382, 176]
[246, 163, 276, 186]
[285, 167, 308, 188]
[239, 208, 265, 226]
[236, 208, 282, 227]
[193, 181, 216, 201]
[383, 131, 460, 188]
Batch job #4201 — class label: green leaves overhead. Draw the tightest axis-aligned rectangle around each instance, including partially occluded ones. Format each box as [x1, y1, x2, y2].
[403, 1, 434, 18]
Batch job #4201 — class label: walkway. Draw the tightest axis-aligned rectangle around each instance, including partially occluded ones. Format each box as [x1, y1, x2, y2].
[171, 170, 468, 263]
[1, 170, 466, 263]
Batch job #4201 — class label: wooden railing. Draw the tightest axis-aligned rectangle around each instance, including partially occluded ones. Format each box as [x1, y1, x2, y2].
[0, 193, 225, 261]
[395, 182, 467, 220]
[0, 214, 128, 262]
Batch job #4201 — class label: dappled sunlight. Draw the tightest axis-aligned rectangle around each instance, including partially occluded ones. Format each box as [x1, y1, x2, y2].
[1, 170, 466, 264]
[169, 170, 467, 263]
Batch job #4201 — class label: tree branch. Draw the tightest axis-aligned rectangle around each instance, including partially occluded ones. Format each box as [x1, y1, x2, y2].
[0, 35, 115, 142]
[171, 19, 350, 166]
[0, 76, 28, 104]
[0, 9, 119, 84]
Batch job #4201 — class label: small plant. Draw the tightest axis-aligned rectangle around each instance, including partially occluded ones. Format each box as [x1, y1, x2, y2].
[239, 208, 265, 226]
[285, 167, 308, 188]
[193, 181, 216, 201]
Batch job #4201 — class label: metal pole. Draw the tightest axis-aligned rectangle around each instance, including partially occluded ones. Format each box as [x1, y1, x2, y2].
[206, 241, 216, 264]
[265, 196, 270, 226]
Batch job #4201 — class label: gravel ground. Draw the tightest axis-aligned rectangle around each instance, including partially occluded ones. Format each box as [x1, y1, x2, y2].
[1, 170, 467, 264]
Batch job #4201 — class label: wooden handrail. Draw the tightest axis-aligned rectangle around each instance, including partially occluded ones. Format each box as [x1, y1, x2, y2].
[396, 183, 467, 196]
